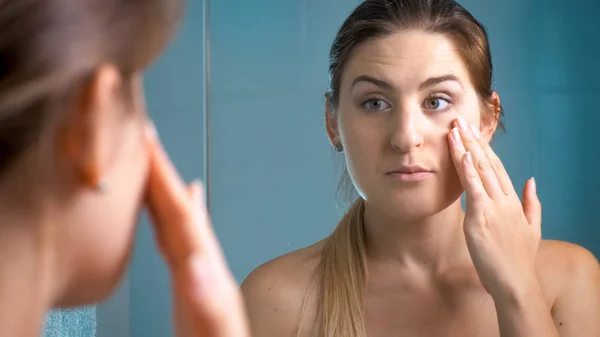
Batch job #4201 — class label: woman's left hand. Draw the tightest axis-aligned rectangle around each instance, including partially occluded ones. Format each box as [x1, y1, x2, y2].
[448, 116, 542, 301]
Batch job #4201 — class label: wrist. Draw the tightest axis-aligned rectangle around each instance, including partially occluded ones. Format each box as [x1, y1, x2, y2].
[491, 277, 546, 310]
[491, 277, 559, 337]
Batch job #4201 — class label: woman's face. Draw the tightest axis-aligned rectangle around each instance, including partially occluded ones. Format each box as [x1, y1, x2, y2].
[328, 30, 491, 220]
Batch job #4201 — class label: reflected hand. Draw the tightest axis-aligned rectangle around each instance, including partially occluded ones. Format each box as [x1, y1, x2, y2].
[144, 122, 249, 337]
[448, 116, 542, 300]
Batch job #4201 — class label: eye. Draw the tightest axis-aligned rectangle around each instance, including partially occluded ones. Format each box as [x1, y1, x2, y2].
[423, 97, 450, 111]
[362, 98, 391, 112]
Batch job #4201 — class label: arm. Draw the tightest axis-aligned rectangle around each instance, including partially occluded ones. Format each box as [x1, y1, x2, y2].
[493, 281, 560, 337]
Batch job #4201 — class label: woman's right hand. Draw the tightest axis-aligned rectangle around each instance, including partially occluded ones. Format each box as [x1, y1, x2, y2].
[144, 122, 250, 337]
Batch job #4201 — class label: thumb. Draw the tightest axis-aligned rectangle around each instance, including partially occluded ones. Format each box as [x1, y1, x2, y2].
[522, 177, 542, 230]
[186, 181, 222, 260]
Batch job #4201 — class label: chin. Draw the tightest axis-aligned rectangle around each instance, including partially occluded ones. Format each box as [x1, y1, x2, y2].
[53, 287, 109, 309]
[55, 242, 134, 308]
[57, 265, 126, 309]
[366, 185, 462, 221]
[55, 265, 129, 308]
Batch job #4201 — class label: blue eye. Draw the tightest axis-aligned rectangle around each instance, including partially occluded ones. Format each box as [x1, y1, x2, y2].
[423, 97, 450, 111]
[362, 98, 391, 112]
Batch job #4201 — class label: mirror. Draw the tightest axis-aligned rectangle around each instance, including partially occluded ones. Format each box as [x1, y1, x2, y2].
[70, 0, 599, 336]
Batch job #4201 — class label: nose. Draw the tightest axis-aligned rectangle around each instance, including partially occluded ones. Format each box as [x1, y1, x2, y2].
[390, 108, 424, 153]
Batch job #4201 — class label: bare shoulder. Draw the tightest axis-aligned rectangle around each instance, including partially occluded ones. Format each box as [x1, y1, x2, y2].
[536, 240, 599, 291]
[536, 240, 600, 334]
[537, 239, 599, 278]
[241, 241, 324, 337]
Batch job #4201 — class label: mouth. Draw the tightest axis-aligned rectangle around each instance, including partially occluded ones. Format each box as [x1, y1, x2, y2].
[386, 166, 433, 182]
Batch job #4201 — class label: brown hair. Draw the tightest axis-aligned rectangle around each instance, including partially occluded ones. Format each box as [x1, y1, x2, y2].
[0, 0, 183, 176]
[313, 0, 503, 336]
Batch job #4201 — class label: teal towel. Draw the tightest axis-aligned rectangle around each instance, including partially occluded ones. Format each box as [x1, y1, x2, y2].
[42, 306, 96, 337]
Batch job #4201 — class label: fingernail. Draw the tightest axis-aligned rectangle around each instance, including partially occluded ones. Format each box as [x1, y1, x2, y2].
[531, 177, 536, 193]
[457, 116, 468, 131]
[451, 127, 460, 143]
[469, 124, 481, 139]
[464, 151, 473, 166]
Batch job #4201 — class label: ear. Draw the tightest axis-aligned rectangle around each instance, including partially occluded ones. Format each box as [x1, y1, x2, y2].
[61, 65, 124, 189]
[482, 91, 501, 143]
[324, 93, 341, 150]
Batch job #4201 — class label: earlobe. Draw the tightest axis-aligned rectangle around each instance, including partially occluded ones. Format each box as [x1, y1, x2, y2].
[491, 92, 501, 113]
[324, 93, 341, 150]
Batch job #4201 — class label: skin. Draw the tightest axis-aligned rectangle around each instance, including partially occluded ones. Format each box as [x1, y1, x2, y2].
[0, 66, 249, 337]
[241, 30, 600, 337]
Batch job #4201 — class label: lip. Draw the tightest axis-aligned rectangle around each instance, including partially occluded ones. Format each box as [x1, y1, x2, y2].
[386, 166, 433, 182]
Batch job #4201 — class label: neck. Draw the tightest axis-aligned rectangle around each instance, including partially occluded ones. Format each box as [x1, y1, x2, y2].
[363, 197, 471, 274]
[0, 209, 57, 337]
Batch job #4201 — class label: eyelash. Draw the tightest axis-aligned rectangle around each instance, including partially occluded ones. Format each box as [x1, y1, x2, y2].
[360, 95, 453, 112]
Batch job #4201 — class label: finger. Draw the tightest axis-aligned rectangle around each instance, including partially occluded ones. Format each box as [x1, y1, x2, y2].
[461, 152, 487, 216]
[522, 177, 542, 233]
[144, 122, 203, 265]
[448, 126, 471, 191]
[455, 117, 504, 199]
[186, 182, 225, 264]
[468, 124, 516, 196]
[448, 126, 487, 200]
[145, 122, 190, 224]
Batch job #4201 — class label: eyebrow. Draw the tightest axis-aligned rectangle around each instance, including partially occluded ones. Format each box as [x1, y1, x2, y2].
[418, 74, 463, 91]
[351, 74, 463, 91]
[351, 75, 393, 90]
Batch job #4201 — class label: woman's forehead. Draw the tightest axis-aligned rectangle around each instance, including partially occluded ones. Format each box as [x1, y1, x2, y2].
[341, 30, 472, 90]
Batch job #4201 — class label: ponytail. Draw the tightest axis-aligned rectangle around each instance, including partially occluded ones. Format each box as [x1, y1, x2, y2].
[312, 198, 368, 337]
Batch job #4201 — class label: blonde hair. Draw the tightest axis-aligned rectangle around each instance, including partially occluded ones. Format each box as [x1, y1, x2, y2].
[313, 198, 368, 337]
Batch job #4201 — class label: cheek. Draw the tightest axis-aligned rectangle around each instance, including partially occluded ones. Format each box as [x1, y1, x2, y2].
[112, 134, 150, 225]
[451, 95, 483, 125]
[339, 115, 383, 161]
[338, 115, 387, 195]
[428, 129, 462, 193]
[85, 135, 149, 294]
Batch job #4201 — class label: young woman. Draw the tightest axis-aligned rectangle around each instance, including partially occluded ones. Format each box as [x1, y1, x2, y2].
[241, 1, 600, 336]
[0, 0, 248, 336]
